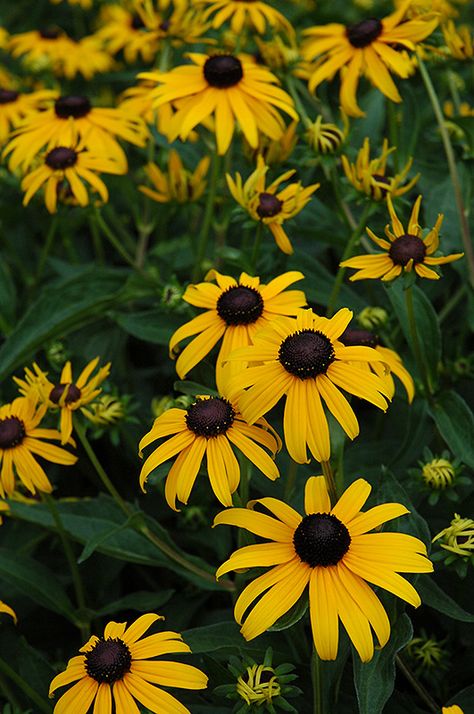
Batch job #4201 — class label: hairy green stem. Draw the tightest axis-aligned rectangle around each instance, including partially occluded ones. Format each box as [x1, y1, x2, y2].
[0, 656, 52, 713]
[404, 285, 434, 401]
[193, 150, 220, 281]
[396, 655, 439, 713]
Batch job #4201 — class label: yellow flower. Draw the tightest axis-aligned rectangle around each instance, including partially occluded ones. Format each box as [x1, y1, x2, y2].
[0, 397, 77, 497]
[302, 1, 438, 117]
[432, 514, 474, 557]
[139, 150, 210, 203]
[8, 28, 73, 72]
[442, 21, 473, 60]
[305, 115, 347, 154]
[14, 358, 111, 444]
[59, 36, 114, 80]
[227, 308, 391, 464]
[341, 195, 464, 281]
[237, 664, 280, 705]
[49, 613, 208, 714]
[50, 0, 92, 7]
[245, 120, 298, 165]
[254, 36, 301, 71]
[342, 137, 419, 201]
[200, 0, 293, 35]
[398, 0, 467, 20]
[226, 155, 319, 254]
[81, 395, 125, 426]
[139, 52, 298, 155]
[0, 87, 56, 144]
[139, 393, 281, 509]
[0, 600, 17, 622]
[214, 475, 433, 662]
[444, 100, 474, 118]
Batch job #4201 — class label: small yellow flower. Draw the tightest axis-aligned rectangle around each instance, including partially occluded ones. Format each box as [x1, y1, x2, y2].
[245, 121, 298, 165]
[432, 514, 474, 557]
[0, 87, 56, 144]
[81, 395, 125, 426]
[254, 36, 300, 71]
[226, 155, 319, 254]
[442, 21, 473, 60]
[422, 458, 455, 489]
[444, 100, 474, 118]
[139, 150, 210, 204]
[236, 664, 281, 705]
[305, 115, 347, 154]
[357, 306, 388, 330]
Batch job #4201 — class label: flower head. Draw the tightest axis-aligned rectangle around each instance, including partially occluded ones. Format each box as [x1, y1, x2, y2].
[422, 457, 456, 489]
[215, 476, 433, 662]
[305, 115, 346, 155]
[341, 195, 464, 281]
[139, 150, 210, 204]
[357, 306, 389, 330]
[432, 514, 474, 558]
[201, 0, 293, 35]
[81, 395, 125, 427]
[0, 87, 55, 144]
[442, 21, 473, 60]
[245, 120, 298, 165]
[49, 613, 208, 713]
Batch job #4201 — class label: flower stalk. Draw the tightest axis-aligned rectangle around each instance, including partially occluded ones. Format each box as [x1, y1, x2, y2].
[193, 149, 220, 281]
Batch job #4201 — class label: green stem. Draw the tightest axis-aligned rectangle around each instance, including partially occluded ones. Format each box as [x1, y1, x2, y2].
[250, 221, 263, 272]
[0, 656, 52, 713]
[446, 71, 462, 114]
[89, 215, 105, 264]
[93, 208, 137, 269]
[396, 656, 439, 713]
[311, 646, 323, 714]
[327, 164, 357, 231]
[193, 149, 220, 281]
[404, 285, 434, 402]
[387, 102, 399, 172]
[286, 76, 312, 128]
[284, 460, 298, 501]
[326, 202, 371, 317]
[439, 284, 467, 324]
[321, 460, 337, 504]
[0, 670, 22, 708]
[41, 493, 89, 641]
[37, 215, 58, 282]
[417, 53, 474, 288]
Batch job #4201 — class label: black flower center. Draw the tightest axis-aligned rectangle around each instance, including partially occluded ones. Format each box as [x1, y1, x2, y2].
[339, 328, 378, 348]
[131, 14, 145, 29]
[293, 513, 351, 567]
[159, 20, 171, 32]
[203, 55, 243, 88]
[0, 89, 19, 104]
[217, 285, 264, 325]
[0, 417, 26, 449]
[85, 638, 132, 684]
[45, 147, 78, 170]
[185, 397, 235, 437]
[40, 28, 61, 39]
[49, 383, 82, 404]
[257, 192, 283, 219]
[346, 18, 383, 48]
[279, 329, 335, 379]
[55, 95, 91, 119]
[389, 233, 426, 266]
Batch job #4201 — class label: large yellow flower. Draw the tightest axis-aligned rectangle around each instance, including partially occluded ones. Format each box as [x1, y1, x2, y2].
[341, 195, 464, 281]
[228, 308, 391, 464]
[215, 475, 433, 662]
[302, 1, 438, 116]
[8, 28, 73, 71]
[200, 0, 292, 35]
[0, 397, 77, 497]
[169, 270, 306, 390]
[227, 156, 320, 255]
[139, 52, 298, 154]
[139, 393, 280, 509]
[49, 613, 208, 714]
[0, 87, 55, 144]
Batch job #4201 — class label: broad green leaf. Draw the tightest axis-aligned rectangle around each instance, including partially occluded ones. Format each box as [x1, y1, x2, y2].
[113, 310, 182, 344]
[96, 589, 174, 616]
[0, 628, 55, 712]
[417, 575, 474, 622]
[353, 614, 413, 714]
[429, 390, 474, 468]
[268, 594, 308, 632]
[182, 622, 286, 659]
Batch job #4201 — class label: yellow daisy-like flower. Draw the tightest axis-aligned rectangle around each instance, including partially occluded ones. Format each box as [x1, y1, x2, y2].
[0, 397, 77, 497]
[340, 195, 464, 282]
[14, 358, 111, 445]
[140, 52, 298, 154]
[215, 475, 433, 662]
[342, 137, 419, 201]
[200, 0, 292, 35]
[4, 94, 147, 173]
[81, 395, 125, 427]
[96, 3, 158, 64]
[0, 87, 55, 144]
[0, 600, 17, 622]
[169, 270, 306, 389]
[49, 613, 208, 714]
[228, 308, 391, 464]
[59, 37, 114, 80]
[227, 156, 320, 255]
[305, 115, 347, 155]
[245, 120, 298, 166]
[302, 1, 438, 117]
[139, 393, 281, 509]
[139, 150, 210, 204]
[8, 28, 72, 72]
[442, 21, 473, 60]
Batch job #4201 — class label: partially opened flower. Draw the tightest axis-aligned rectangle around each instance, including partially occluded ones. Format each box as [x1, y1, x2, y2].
[228, 308, 391, 464]
[305, 115, 346, 155]
[215, 475, 433, 662]
[227, 156, 319, 254]
[200, 0, 292, 35]
[49, 613, 208, 713]
[341, 195, 464, 281]
[432, 514, 474, 557]
[442, 21, 473, 60]
[59, 37, 114, 80]
[139, 150, 210, 203]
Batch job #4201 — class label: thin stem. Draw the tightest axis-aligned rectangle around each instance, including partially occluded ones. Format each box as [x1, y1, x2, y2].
[0, 656, 52, 713]
[284, 460, 298, 501]
[321, 460, 337, 504]
[311, 646, 323, 714]
[41, 493, 89, 641]
[286, 76, 312, 128]
[327, 164, 357, 231]
[387, 102, 399, 172]
[439, 284, 466, 324]
[404, 285, 434, 402]
[37, 215, 58, 282]
[193, 150, 220, 282]
[93, 208, 137, 269]
[446, 71, 462, 114]
[89, 215, 105, 264]
[250, 221, 263, 272]
[396, 656, 439, 713]
[417, 53, 474, 287]
[0, 671, 22, 708]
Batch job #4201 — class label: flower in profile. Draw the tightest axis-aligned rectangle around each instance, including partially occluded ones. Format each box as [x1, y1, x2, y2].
[0, 396, 77, 497]
[139, 392, 281, 509]
[201, 0, 292, 35]
[0, 87, 55, 144]
[442, 21, 473, 60]
[139, 150, 210, 204]
[432, 514, 474, 558]
[255, 36, 301, 72]
[139, 53, 297, 154]
[14, 358, 111, 444]
[228, 308, 391, 464]
[244, 120, 298, 166]
[342, 138, 419, 201]
[341, 195, 464, 281]
[305, 115, 347, 155]
[49, 613, 208, 713]
[169, 270, 306, 389]
[227, 156, 320, 254]
[0, 600, 17, 622]
[302, 2, 438, 116]
[215, 475, 433, 662]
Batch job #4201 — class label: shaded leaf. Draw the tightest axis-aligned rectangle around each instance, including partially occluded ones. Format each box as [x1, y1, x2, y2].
[113, 309, 182, 345]
[96, 589, 174, 616]
[429, 390, 474, 468]
[417, 575, 474, 622]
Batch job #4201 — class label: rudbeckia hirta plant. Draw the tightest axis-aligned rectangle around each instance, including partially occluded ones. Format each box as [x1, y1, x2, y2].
[215, 475, 433, 662]
[341, 195, 464, 281]
[49, 613, 208, 713]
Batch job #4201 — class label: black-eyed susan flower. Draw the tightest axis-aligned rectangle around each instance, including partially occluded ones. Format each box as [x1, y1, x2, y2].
[59, 37, 114, 80]
[139, 150, 210, 204]
[14, 358, 111, 445]
[0, 87, 55, 144]
[139, 393, 281, 509]
[342, 137, 419, 201]
[305, 115, 346, 155]
[245, 120, 298, 165]
[139, 53, 297, 154]
[169, 270, 306, 389]
[200, 0, 292, 35]
[228, 308, 391, 464]
[341, 195, 464, 281]
[95, 3, 159, 64]
[432, 514, 474, 558]
[339, 327, 414, 403]
[0, 600, 16, 622]
[442, 21, 473, 59]
[215, 475, 433, 662]
[302, 2, 438, 117]
[8, 28, 72, 73]
[226, 156, 319, 254]
[49, 613, 208, 714]
[0, 397, 77, 497]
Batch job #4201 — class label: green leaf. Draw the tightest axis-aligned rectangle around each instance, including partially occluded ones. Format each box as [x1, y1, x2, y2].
[113, 309, 182, 344]
[417, 575, 474, 622]
[353, 614, 413, 714]
[0, 260, 16, 333]
[289, 252, 366, 313]
[96, 590, 174, 616]
[268, 594, 308, 632]
[378, 468, 431, 547]
[182, 622, 286, 659]
[429, 390, 474, 468]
